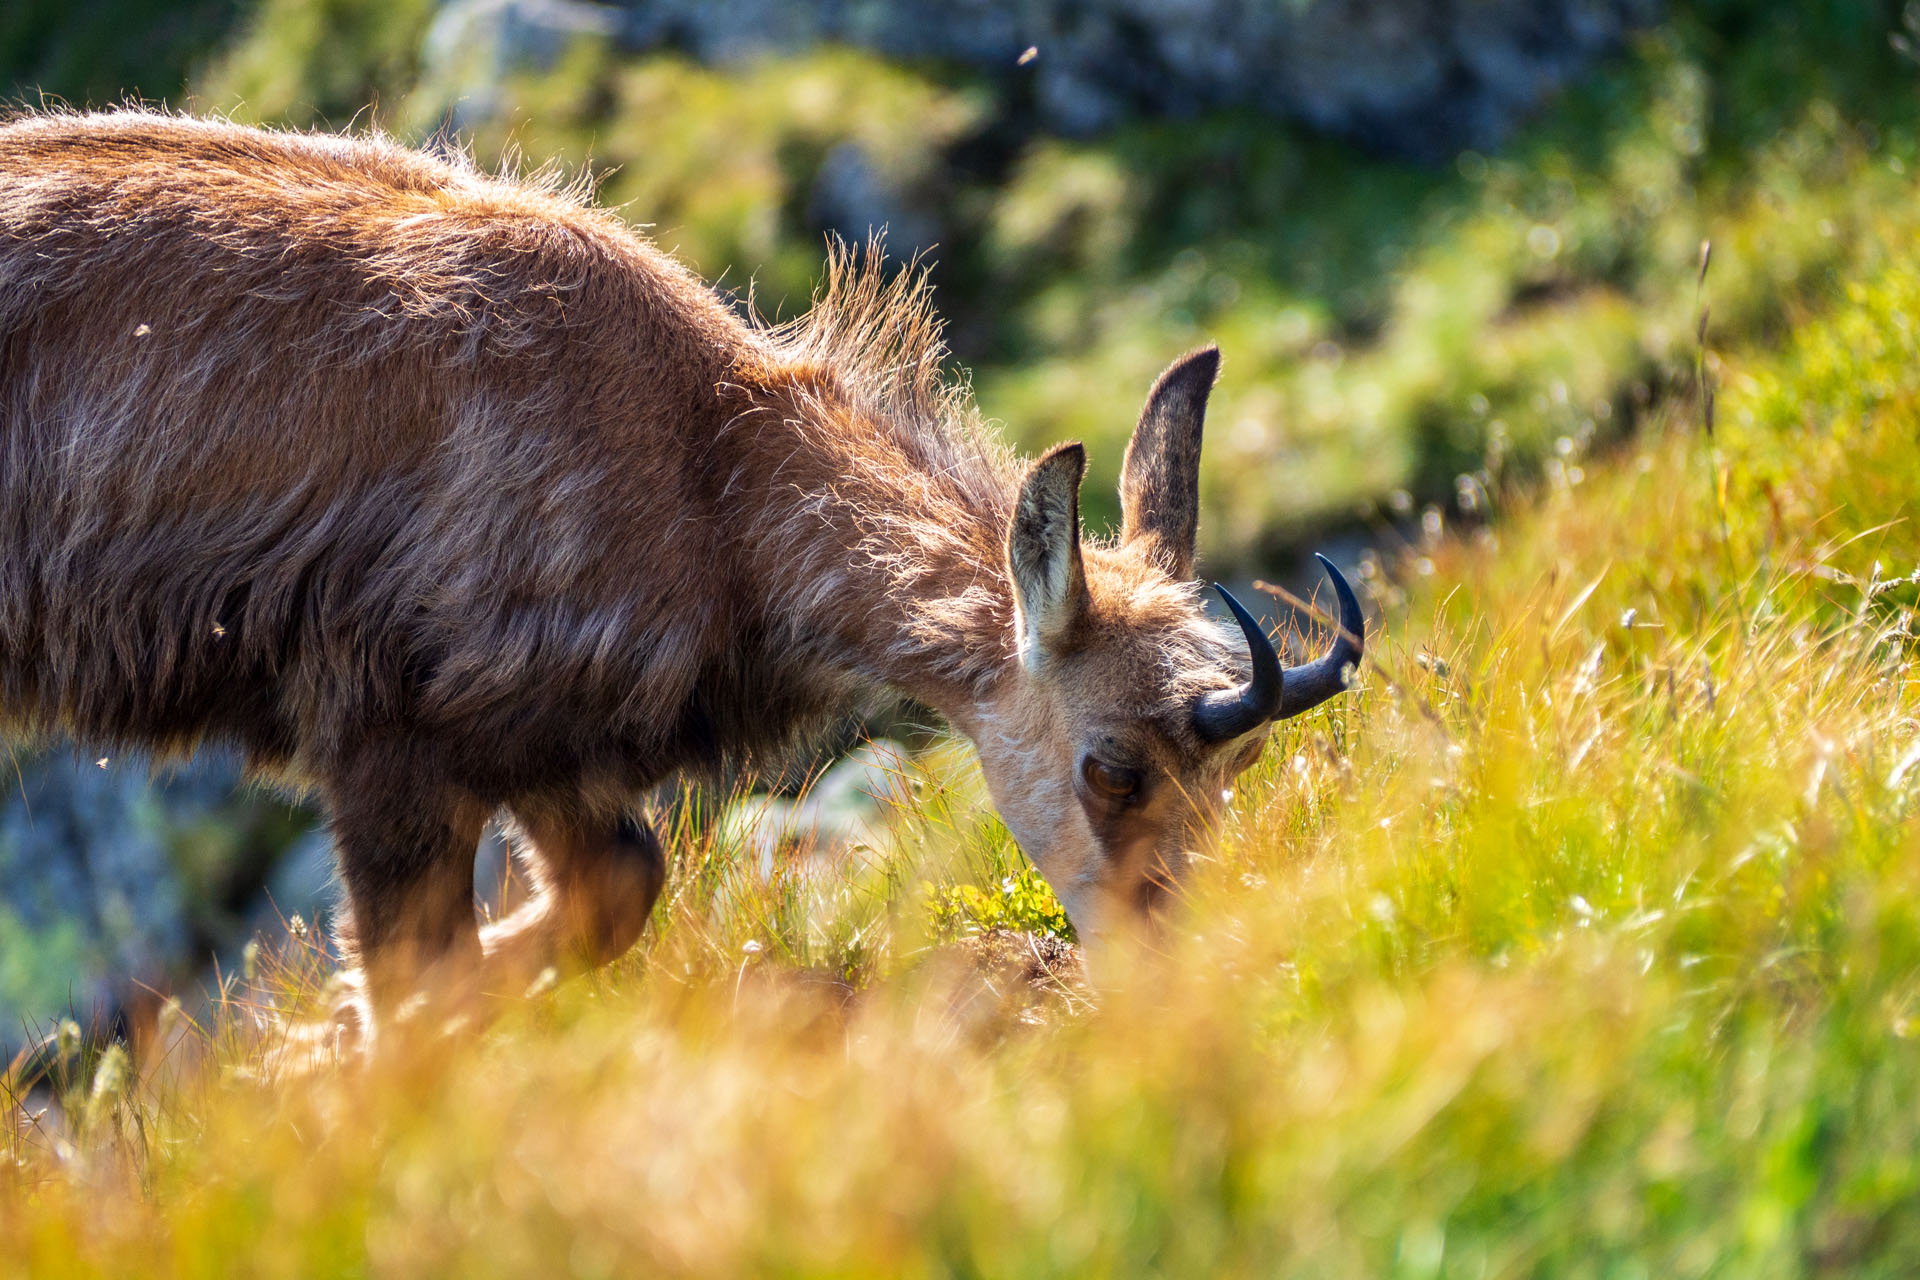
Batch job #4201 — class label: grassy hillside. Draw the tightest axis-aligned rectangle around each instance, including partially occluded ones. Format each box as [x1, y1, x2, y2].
[6, 202, 1918, 1275]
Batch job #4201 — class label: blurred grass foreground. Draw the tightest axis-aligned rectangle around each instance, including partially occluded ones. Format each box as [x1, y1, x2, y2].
[7, 1, 1920, 1275]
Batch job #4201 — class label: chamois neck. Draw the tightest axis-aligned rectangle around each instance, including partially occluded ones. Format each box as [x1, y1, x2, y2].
[730, 373, 1019, 719]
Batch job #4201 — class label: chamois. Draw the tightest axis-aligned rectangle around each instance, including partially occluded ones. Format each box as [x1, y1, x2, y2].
[0, 110, 1361, 1036]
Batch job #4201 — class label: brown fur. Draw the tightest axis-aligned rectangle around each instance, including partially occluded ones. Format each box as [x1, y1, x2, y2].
[0, 110, 1295, 1035]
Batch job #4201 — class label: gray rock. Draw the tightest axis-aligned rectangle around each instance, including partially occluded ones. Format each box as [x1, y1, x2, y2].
[419, 0, 1662, 159]
[718, 738, 914, 874]
[421, 0, 623, 132]
[425, 0, 621, 75]
[808, 143, 942, 262]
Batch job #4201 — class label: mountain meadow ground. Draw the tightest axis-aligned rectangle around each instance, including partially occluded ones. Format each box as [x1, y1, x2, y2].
[7, 2, 1920, 1275]
[0, 227, 1916, 1275]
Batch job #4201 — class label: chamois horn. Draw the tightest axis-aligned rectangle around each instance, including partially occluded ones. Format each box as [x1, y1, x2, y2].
[1194, 554, 1364, 742]
[1194, 583, 1282, 742]
[1276, 553, 1364, 720]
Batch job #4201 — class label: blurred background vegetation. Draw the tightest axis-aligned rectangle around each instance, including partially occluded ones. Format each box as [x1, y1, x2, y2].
[3, 0, 1918, 1055]
[11, 0, 1917, 561]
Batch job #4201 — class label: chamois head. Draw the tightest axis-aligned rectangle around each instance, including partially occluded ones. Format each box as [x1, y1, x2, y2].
[954, 348, 1363, 946]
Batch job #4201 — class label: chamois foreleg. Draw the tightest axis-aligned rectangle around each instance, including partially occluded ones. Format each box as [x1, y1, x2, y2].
[325, 749, 492, 1045]
[479, 810, 666, 985]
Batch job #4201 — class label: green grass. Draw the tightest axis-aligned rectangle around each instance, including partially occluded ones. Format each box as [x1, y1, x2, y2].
[6, 190, 1920, 1278]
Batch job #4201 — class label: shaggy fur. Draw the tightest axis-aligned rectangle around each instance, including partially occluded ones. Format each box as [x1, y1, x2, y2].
[0, 110, 1338, 1035]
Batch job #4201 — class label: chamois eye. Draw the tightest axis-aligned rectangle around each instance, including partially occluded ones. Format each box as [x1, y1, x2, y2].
[1082, 757, 1142, 801]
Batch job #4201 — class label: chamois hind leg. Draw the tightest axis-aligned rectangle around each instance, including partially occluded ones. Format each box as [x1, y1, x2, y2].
[325, 753, 492, 1049]
[479, 810, 666, 987]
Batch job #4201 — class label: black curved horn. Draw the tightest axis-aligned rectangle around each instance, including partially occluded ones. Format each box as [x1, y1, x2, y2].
[1277, 553, 1365, 719]
[1194, 583, 1283, 742]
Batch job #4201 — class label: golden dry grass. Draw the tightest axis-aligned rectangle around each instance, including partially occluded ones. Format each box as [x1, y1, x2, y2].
[6, 243, 1920, 1280]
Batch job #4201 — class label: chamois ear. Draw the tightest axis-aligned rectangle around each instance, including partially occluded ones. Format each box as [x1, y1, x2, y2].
[1007, 442, 1089, 670]
[1119, 345, 1219, 581]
